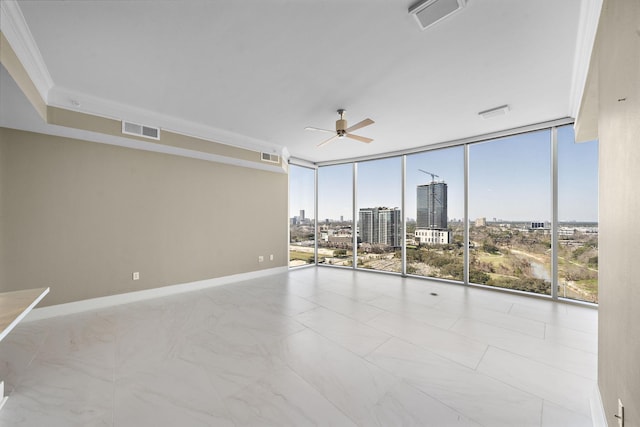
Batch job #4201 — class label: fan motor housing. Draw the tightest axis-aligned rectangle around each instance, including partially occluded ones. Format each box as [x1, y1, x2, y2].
[336, 119, 347, 133]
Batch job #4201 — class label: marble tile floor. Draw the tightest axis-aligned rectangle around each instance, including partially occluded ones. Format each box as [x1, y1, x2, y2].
[0, 267, 598, 426]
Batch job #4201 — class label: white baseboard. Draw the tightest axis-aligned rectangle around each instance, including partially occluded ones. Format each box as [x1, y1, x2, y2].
[590, 384, 608, 427]
[0, 380, 6, 411]
[24, 267, 288, 322]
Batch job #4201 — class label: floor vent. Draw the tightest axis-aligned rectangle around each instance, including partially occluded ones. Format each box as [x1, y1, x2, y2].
[409, 0, 466, 30]
[122, 121, 160, 140]
[261, 152, 280, 164]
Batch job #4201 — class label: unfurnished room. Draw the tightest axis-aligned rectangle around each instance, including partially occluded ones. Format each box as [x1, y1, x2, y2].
[0, 0, 638, 426]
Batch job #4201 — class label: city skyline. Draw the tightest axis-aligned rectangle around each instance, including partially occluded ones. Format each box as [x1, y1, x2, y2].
[291, 125, 598, 223]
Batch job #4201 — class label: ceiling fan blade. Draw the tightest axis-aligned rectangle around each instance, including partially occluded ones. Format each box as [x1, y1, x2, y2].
[317, 135, 339, 148]
[345, 118, 374, 133]
[305, 126, 335, 134]
[346, 133, 373, 143]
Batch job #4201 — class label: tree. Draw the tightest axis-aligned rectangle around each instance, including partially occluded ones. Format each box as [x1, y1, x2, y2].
[469, 270, 490, 284]
[334, 249, 347, 257]
[482, 241, 500, 254]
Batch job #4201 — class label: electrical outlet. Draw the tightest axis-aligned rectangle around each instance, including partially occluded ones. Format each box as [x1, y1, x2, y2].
[270, 254, 274, 261]
[133, 272, 140, 280]
[258, 256, 264, 263]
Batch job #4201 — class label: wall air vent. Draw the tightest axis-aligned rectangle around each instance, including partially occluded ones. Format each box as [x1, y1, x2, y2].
[261, 152, 280, 164]
[408, 0, 466, 30]
[122, 121, 160, 140]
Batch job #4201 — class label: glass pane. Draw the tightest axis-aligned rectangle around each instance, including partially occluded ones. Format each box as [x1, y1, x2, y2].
[318, 164, 353, 266]
[558, 125, 598, 303]
[356, 157, 402, 273]
[406, 147, 464, 281]
[469, 130, 552, 295]
[289, 165, 315, 267]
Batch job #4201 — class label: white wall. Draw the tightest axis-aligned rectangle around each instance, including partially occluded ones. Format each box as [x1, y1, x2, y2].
[590, 0, 640, 424]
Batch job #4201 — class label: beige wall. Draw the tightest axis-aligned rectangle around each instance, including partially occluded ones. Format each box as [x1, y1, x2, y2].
[0, 136, 4, 289]
[0, 127, 288, 306]
[591, 0, 640, 425]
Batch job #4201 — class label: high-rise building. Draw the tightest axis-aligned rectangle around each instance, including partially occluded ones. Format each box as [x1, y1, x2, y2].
[416, 181, 449, 245]
[417, 182, 448, 230]
[358, 207, 401, 247]
[299, 210, 305, 221]
[360, 209, 374, 243]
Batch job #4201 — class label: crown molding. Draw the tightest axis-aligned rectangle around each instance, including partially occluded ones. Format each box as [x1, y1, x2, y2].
[280, 146, 291, 162]
[2, 64, 284, 174]
[48, 85, 287, 159]
[0, 0, 53, 102]
[4, 120, 287, 175]
[568, 0, 603, 118]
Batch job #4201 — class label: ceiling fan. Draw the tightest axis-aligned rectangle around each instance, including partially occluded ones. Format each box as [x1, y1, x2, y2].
[305, 109, 374, 148]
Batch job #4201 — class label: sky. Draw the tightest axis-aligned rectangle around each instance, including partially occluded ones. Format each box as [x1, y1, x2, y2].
[289, 165, 315, 219]
[290, 125, 598, 223]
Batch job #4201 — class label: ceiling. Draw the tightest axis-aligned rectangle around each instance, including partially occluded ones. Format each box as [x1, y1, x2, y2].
[1, 0, 598, 164]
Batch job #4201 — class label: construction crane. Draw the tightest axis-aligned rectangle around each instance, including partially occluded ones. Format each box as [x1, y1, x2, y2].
[418, 169, 439, 183]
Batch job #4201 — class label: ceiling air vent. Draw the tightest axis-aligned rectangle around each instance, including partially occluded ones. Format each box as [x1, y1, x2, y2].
[261, 152, 280, 164]
[408, 0, 466, 30]
[122, 121, 160, 140]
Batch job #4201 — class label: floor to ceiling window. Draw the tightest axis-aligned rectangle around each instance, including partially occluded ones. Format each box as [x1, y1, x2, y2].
[405, 146, 464, 280]
[356, 157, 402, 273]
[469, 130, 552, 295]
[289, 164, 315, 267]
[317, 164, 353, 266]
[557, 125, 599, 303]
[305, 122, 598, 304]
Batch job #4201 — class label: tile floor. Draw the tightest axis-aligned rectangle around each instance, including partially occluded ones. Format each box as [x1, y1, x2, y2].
[0, 267, 598, 426]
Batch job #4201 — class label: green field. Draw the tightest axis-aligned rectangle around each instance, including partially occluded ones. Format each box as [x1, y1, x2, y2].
[289, 250, 315, 263]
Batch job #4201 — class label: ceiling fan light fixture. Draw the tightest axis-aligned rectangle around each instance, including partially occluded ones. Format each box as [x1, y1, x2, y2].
[408, 0, 466, 31]
[307, 109, 374, 148]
